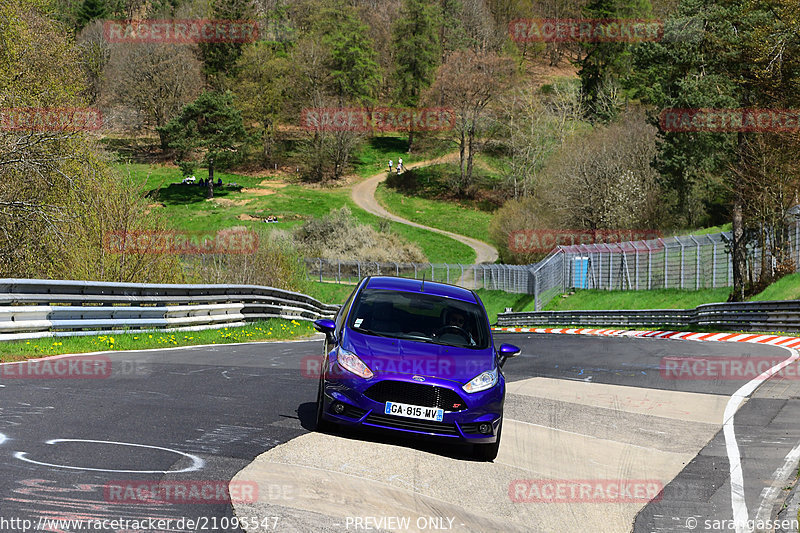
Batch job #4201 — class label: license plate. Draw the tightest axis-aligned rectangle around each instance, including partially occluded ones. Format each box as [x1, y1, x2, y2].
[384, 402, 444, 422]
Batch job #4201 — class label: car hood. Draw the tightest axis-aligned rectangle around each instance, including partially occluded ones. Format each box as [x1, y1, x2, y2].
[344, 331, 494, 384]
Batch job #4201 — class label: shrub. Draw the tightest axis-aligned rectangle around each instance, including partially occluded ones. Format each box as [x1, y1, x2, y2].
[294, 206, 426, 263]
[184, 231, 309, 293]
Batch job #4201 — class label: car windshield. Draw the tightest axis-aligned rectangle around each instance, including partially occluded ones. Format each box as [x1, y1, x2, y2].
[348, 289, 490, 349]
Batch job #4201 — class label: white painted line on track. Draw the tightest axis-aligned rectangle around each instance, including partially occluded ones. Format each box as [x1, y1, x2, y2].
[725, 347, 800, 533]
[495, 325, 800, 531]
[14, 438, 205, 473]
[754, 438, 800, 525]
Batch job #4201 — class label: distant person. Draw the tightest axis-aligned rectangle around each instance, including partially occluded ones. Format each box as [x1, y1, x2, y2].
[388, 159, 393, 173]
[217, 177, 222, 187]
[397, 157, 403, 172]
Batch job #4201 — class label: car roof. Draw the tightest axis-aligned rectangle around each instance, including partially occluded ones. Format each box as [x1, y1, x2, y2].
[363, 276, 479, 304]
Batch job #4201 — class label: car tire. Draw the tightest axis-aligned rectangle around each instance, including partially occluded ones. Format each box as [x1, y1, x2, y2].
[315, 375, 334, 433]
[474, 421, 501, 462]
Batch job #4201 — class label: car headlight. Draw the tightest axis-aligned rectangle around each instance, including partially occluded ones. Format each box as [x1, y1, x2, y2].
[337, 348, 374, 379]
[462, 368, 498, 393]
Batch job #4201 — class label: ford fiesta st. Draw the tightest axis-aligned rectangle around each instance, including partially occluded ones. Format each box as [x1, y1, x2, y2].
[313, 276, 520, 461]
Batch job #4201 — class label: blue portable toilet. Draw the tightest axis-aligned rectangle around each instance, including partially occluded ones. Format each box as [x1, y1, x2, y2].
[573, 256, 589, 289]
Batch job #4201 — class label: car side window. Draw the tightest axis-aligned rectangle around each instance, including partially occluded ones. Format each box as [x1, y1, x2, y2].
[335, 288, 357, 334]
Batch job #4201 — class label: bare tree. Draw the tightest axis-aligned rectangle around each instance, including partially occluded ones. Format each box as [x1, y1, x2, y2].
[426, 49, 516, 194]
[732, 132, 800, 290]
[103, 42, 203, 147]
[498, 80, 583, 198]
[543, 109, 663, 230]
[76, 20, 111, 105]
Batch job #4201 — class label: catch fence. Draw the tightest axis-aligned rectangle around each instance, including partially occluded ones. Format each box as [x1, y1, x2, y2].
[306, 223, 800, 311]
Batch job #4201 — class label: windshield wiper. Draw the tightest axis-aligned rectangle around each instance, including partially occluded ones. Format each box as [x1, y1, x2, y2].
[393, 333, 434, 342]
[352, 326, 394, 338]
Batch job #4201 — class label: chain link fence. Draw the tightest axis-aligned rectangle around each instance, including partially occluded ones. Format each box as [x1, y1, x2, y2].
[304, 258, 534, 293]
[533, 223, 800, 310]
[305, 222, 800, 311]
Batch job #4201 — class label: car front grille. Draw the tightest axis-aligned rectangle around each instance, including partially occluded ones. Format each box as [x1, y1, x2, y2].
[363, 380, 467, 411]
[364, 413, 459, 435]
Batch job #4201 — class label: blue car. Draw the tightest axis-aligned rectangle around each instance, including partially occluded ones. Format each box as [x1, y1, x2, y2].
[313, 276, 520, 461]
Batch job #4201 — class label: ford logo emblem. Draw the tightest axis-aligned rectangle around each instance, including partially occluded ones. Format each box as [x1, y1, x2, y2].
[412, 375, 425, 382]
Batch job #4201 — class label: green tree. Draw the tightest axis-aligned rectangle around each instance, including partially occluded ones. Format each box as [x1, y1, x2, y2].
[626, 0, 800, 299]
[392, 0, 441, 151]
[76, 0, 107, 31]
[323, 9, 380, 104]
[230, 43, 290, 165]
[158, 91, 248, 199]
[576, 0, 652, 121]
[438, 0, 469, 60]
[198, 0, 254, 88]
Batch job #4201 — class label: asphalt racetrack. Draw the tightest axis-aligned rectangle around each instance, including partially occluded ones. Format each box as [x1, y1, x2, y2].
[0, 333, 798, 532]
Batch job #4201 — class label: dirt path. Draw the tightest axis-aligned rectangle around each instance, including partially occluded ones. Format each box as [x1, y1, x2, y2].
[351, 154, 499, 264]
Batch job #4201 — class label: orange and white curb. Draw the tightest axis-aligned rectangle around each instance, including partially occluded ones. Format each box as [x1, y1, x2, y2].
[492, 326, 800, 348]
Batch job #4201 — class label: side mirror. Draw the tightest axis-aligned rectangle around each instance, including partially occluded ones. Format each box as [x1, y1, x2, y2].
[497, 343, 521, 368]
[313, 319, 337, 343]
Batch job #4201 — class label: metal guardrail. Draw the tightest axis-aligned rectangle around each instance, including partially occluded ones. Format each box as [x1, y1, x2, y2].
[497, 300, 800, 332]
[0, 279, 339, 341]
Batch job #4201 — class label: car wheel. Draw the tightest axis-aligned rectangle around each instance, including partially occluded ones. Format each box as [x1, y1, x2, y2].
[315, 375, 334, 433]
[474, 421, 501, 462]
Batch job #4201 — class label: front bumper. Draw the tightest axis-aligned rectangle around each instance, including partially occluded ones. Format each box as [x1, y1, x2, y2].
[320, 372, 504, 444]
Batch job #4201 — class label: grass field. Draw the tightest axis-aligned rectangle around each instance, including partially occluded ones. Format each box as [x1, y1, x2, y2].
[0, 319, 316, 360]
[305, 281, 358, 305]
[543, 287, 732, 311]
[375, 183, 494, 244]
[117, 163, 475, 264]
[750, 273, 800, 301]
[350, 135, 455, 178]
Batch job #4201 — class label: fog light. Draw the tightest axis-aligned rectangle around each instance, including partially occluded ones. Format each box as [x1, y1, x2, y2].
[478, 423, 492, 434]
[332, 402, 345, 415]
